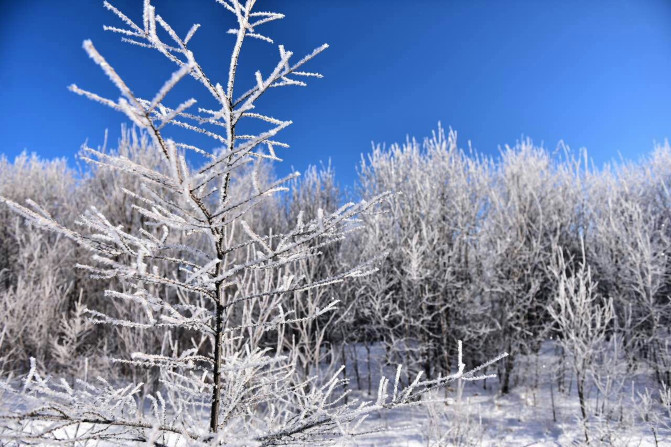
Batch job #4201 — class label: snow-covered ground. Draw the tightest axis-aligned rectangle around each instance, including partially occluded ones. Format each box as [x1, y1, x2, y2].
[340, 342, 670, 446]
[2, 341, 668, 446]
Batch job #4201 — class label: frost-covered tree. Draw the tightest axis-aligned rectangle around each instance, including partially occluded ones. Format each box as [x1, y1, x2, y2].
[354, 127, 493, 382]
[281, 164, 344, 382]
[585, 148, 671, 384]
[548, 245, 613, 441]
[479, 142, 582, 393]
[0, 1, 505, 445]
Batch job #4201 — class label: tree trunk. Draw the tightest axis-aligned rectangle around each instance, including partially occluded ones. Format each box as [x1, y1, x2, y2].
[210, 249, 225, 433]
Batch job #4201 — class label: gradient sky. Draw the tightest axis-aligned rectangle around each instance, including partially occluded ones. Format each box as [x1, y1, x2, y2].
[2, 0, 671, 186]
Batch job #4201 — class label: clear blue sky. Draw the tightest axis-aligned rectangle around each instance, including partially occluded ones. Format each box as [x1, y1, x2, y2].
[2, 0, 671, 186]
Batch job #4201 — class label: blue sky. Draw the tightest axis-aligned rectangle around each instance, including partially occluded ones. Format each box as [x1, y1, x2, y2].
[2, 0, 671, 186]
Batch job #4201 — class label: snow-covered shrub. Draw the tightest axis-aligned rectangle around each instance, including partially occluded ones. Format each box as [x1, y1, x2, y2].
[479, 141, 583, 393]
[0, 154, 81, 373]
[354, 127, 493, 383]
[280, 164, 345, 382]
[352, 135, 584, 393]
[584, 147, 671, 383]
[422, 395, 485, 447]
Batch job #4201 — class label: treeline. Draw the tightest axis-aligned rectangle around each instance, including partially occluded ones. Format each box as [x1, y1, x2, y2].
[1, 126, 670, 393]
